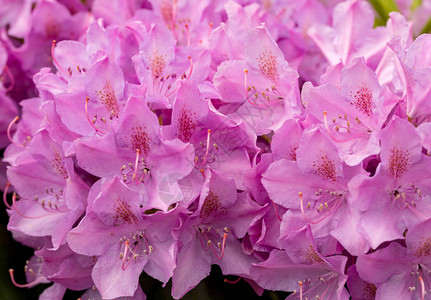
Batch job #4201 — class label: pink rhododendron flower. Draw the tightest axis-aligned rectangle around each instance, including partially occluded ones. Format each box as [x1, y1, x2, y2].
[3, 1, 431, 299]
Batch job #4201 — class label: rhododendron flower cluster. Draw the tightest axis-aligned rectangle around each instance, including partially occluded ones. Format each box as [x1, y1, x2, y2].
[3, 0, 431, 299]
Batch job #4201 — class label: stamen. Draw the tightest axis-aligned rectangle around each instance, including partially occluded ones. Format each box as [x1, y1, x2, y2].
[12, 193, 51, 219]
[323, 111, 360, 143]
[172, 0, 177, 25]
[133, 149, 140, 183]
[171, 0, 178, 39]
[299, 192, 335, 224]
[419, 276, 425, 300]
[85, 97, 106, 135]
[208, 22, 213, 37]
[121, 241, 132, 271]
[276, 8, 287, 18]
[299, 281, 303, 300]
[7, 116, 25, 148]
[185, 24, 191, 47]
[270, 199, 282, 221]
[209, 232, 228, 260]
[196, 129, 211, 167]
[51, 40, 68, 77]
[407, 205, 428, 220]
[224, 277, 241, 284]
[9, 269, 45, 288]
[187, 56, 193, 80]
[3, 182, 11, 209]
[243, 69, 255, 106]
[2, 65, 15, 92]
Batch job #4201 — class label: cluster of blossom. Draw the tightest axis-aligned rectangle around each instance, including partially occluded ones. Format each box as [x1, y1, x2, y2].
[3, 0, 431, 299]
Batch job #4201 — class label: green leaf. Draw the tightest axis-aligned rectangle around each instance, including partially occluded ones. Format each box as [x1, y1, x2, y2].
[368, 0, 399, 23]
[420, 17, 431, 34]
[411, 0, 422, 11]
